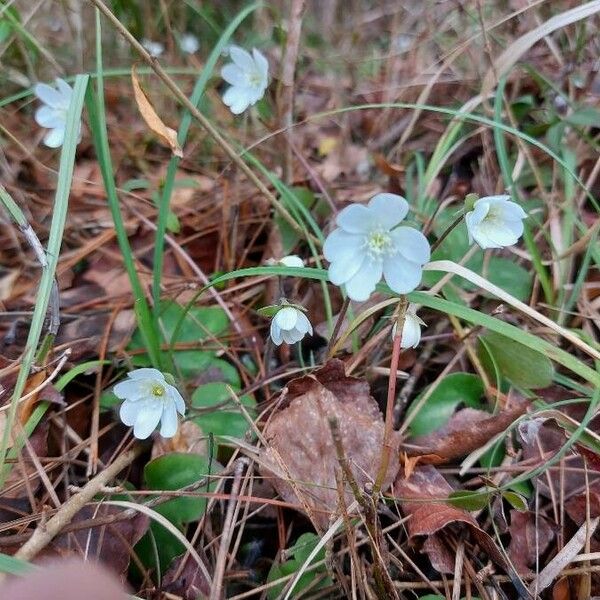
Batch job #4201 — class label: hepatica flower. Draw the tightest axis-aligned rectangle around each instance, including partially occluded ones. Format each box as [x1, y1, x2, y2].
[180, 33, 199, 54]
[114, 368, 185, 439]
[324, 193, 431, 302]
[465, 195, 527, 249]
[221, 46, 269, 114]
[270, 304, 313, 346]
[392, 304, 425, 349]
[34, 78, 79, 148]
[142, 38, 164, 57]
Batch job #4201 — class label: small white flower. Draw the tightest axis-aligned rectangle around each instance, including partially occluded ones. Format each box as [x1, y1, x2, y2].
[465, 195, 527, 249]
[392, 304, 425, 348]
[142, 39, 164, 57]
[279, 255, 304, 268]
[180, 33, 199, 54]
[323, 193, 431, 302]
[34, 78, 79, 148]
[221, 46, 269, 114]
[114, 368, 185, 440]
[270, 305, 313, 346]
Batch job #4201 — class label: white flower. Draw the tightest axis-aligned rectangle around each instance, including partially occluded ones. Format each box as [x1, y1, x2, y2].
[279, 255, 304, 268]
[221, 46, 269, 114]
[323, 193, 431, 302]
[34, 78, 79, 148]
[180, 33, 199, 54]
[142, 39, 164, 57]
[392, 304, 425, 348]
[270, 305, 312, 346]
[465, 195, 527, 249]
[114, 368, 185, 439]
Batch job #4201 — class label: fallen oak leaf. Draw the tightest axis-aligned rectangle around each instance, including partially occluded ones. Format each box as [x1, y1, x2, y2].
[260, 360, 400, 529]
[131, 64, 183, 158]
[404, 403, 529, 464]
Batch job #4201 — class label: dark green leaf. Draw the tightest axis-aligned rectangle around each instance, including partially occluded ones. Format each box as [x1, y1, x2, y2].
[447, 490, 491, 511]
[408, 373, 484, 436]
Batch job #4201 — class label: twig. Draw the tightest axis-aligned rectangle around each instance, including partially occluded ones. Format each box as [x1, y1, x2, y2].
[15, 444, 143, 561]
[327, 297, 350, 357]
[87, 0, 315, 245]
[278, 0, 306, 183]
[210, 458, 248, 600]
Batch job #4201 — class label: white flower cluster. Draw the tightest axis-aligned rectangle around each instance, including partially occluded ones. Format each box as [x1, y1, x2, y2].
[34, 78, 78, 148]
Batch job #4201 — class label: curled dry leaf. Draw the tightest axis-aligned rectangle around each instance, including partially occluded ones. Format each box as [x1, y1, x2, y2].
[393, 465, 514, 580]
[260, 359, 400, 528]
[131, 65, 183, 158]
[151, 420, 207, 460]
[507, 510, 555, 574]
[405, 402, 529, 464]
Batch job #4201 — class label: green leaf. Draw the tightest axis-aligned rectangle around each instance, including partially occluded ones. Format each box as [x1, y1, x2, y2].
[275, 186, 317, 254]
[484, 257, 532, 302]
[478, 331, 554, 389]
[408, 373, 484, 437]
[144, 453, 218, 524]
[134, 453, 221, 575]
[502, 490, 528, 511]
[447, 490, 491, 511]
[565, 106, 600, 127]
[266, 533, 332, 600]
[0, 552, 33, 575]
[191, 382, 256, 439]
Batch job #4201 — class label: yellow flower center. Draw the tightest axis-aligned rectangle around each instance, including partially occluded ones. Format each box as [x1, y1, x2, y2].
[366, 229, 392, 257]
[151, 384, 166, 397]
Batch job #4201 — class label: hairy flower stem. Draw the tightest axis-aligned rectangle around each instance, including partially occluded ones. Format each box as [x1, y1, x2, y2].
[374, 296, 408, 494]
[429, 210, 465, 254]
[327, 297, 350, 356]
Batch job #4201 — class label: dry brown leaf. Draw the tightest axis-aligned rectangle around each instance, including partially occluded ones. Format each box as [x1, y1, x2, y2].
[260, 359, 400, 528]
[151, 420, 207, 459]
[405, 403, 529, 464]
[393, 465, 513, 578]
[508, 510, 555, 574]
[131, 65, 183, 158]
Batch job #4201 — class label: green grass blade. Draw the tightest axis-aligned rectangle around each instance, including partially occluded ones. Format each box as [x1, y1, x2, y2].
[0, 74, 88, 485]
[87, 8, 161, 368]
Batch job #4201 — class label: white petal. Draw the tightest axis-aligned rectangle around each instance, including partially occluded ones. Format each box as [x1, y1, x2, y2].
[55, 78, 73, 101]
[467, 200, 490, 226]
[34, 83, 65, 108]
[35, 106, 64, 129]
[113, 379, 144, 401]
[132, 401, 163, 439]
[281, 328, 302, 344]
[167, 386, 186, 415]
[328, 248, 365, 286]
[474, 222, 519, 248]
[252, 48, 269, 78]
[368, 193, 409, 228]
[401, 315, 421, 348]
[119, 400, 142, 426]
[270, 320, 283, 345]
[221, 64, 247, 86]
[229, 46, 255, 71]
[223, 86, 251, 114]
[499, 200, 527, 220]
[504, 219, 525, 239]
[159, 401, 179, 438]
[128, 368, 165, 381]
[336, 204, 376, 233]
[279, 255, 304, 268]
[42, 128, 65, 148]
[344, 257, 383, 302]
[295, 311, 313, 336]
[323, 228, 363, 262]
[274, 306, 299, 331]
[390, 227, 431, 264]
[382, 257, 423, 294]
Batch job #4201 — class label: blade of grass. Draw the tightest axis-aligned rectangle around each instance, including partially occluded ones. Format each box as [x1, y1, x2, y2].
[0, 74, 88, 485]
[87, 8, 161, 368]
[151, 2, 261, 324]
